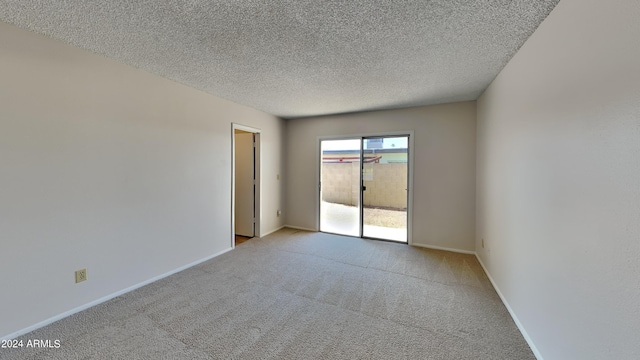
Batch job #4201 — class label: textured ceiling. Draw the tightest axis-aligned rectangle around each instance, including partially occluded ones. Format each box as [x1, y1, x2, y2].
[0, 1, 559, 118]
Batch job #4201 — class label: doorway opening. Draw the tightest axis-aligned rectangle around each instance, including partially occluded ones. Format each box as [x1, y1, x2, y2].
[232, 124, 261, 248]
[319, 135, 411, 243]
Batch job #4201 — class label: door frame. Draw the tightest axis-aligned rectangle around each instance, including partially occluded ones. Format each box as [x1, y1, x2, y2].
[231, 123, 261, 249]
[316, 130, 414, 245]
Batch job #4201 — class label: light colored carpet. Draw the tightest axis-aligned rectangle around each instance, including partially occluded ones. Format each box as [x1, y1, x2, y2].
[2, 229, 534, 359]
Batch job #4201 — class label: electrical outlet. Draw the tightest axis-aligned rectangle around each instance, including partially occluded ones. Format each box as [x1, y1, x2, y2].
[277, 210, 281, 217]
[481, 239, 485, 248]
[75, 269, 87, 283]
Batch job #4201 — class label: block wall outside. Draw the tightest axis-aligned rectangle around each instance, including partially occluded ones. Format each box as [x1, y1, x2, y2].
[321, 163, 407, 209]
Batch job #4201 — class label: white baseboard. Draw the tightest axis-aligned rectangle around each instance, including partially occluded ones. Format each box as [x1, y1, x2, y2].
[475, 254, 544, 360]
[1, 247, 233, 341]
[284, 225, 317, 232]
[411, 242, 476, 255]
[260, 225, 286, 237]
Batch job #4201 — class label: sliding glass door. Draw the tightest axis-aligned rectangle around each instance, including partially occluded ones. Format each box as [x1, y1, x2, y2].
[320, 135, 409, 243]
[319, 139, 361, 237]
[361, 136, 408, 242]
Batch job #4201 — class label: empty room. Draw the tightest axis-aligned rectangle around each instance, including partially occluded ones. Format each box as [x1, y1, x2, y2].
[1, 0, 638, 359]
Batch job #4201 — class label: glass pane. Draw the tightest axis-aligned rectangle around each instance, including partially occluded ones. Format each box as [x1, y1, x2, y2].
[362, 136, 408, 242]
[320, 139, 361, 237]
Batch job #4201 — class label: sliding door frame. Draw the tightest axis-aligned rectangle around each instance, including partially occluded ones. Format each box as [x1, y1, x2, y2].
[360, 134, 410, 242]
[316, 130, 414, 245]
[318, 137, 363, 237]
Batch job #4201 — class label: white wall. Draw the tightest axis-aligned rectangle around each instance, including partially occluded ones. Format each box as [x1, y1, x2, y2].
[0, 21, 285, 339]
[286, 102, 476, 251]
[476, 0, 640, 359]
